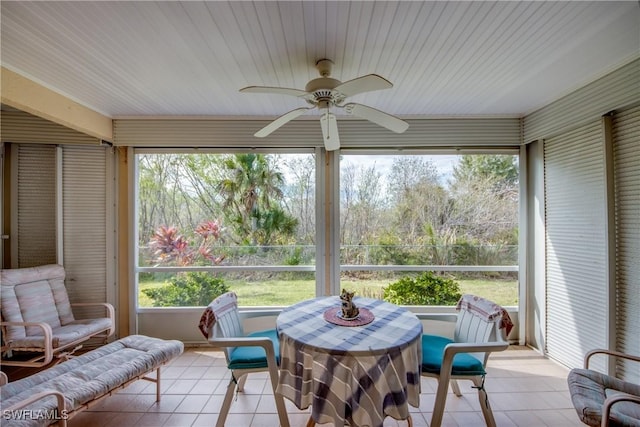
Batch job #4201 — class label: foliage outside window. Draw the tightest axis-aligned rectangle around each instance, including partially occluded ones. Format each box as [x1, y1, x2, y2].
[339, 154, 519, 307]
[135, 151, 519, 307]
[136, 152, 316, 307]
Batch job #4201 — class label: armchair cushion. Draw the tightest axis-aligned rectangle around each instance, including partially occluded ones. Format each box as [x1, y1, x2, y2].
[421, 334, 485, 376]
[7, 318, 114, 349]
[568, 367, 640, 426]
[1, 265, 76, 340]
[228, 329, 280, 370]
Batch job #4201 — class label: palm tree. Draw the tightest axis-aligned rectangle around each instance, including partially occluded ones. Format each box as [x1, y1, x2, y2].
[217, 154, 294, 245]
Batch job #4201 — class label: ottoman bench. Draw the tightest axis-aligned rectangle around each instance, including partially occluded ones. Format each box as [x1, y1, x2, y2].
[1, 334, 183, 426]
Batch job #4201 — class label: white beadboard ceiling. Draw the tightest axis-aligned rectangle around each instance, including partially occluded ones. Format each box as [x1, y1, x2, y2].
[1, 1, 639, 119]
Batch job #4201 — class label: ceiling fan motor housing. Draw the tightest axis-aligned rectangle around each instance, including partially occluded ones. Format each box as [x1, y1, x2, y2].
[305, 79, 346, 106]
[305, 59, 346, 105]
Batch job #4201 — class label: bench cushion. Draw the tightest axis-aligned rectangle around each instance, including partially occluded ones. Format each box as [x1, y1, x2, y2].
[568, 368, 640, 427]
[1, 335, 183, 426]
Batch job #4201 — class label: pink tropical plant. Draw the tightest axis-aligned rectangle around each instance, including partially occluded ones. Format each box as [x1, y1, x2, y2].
[150, 221, 225, 266]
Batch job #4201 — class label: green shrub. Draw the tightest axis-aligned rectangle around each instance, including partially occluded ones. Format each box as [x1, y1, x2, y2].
[284, 247, 304, 265]
[382, 272, 462, 305]
[142, 272, 229, 307]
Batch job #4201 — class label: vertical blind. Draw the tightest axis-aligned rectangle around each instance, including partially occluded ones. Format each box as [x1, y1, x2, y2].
[544, 120, 608, 371]
[62, 145, 110, 320]
[612, 105, 640, 383]
[12, 142, 113, 333]
[15, 144, 57, 267]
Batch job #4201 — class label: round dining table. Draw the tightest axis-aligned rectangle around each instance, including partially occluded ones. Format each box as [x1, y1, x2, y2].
[276, 296, 422, 427]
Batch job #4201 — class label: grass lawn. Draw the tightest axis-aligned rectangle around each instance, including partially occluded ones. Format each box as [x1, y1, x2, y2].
[139, 276, 518, 307]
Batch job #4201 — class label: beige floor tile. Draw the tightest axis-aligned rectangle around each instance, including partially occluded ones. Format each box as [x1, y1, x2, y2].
[159, 378, 177, 393]
[118, 379, 154, 394]
[145, 394, 186, 413]
[135, 412, 172, 426]
[162, 366, 188, 379]
[503, 409, 552, 426]
[173, 394, 210, 413]
[531, 409, 585, 426]
[164, 379, 198, 394]
[201, 394, 225, 413]
[202, 366, 231, 380]
[492, 411, 519, 427]
[222, 412, 255, 426]
[179, 366, 207, 380]
[120, 394, 159, 412]
[68, 410, 111, 427]
[162, 412, 199, 426]
[39, 346, 589, 426]
[256, 393, 279, 413]
[104, 411, 144, 427]
[250, 413, 285, 427]
[191, 412, 219, 426]
[228, 394, 262, 413]
[90, 394, 133, 412]
[450, 411, 486, 426]
[241, 378, 269, 394]
[189, 378, 221, 394]
[168, 354, 200, 367]
[191, 354, 220, 366]
[405, 413, 429, 427]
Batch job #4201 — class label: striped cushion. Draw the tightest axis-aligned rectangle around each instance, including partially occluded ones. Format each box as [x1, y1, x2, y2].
[7, 318, 114, 350]
[568, 368, 640, 427]
[1, 335, 184, 427]
[1, 265, 75, 341]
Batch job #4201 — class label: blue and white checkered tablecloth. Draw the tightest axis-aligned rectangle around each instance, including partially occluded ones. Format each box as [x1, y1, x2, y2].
[276, 296, 422, 427]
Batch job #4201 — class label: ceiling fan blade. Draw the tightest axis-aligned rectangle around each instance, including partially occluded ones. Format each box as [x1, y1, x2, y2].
[320, 113, 340, 151]
[333, 74, 392, 98]
[345, 103, 409, 133]
[240, 86, 309, 98]
[254, 107, 312, 138]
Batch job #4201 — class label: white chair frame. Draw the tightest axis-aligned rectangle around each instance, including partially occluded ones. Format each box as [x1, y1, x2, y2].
[417, 310, 509, 427]
[208, 306, 290, 427]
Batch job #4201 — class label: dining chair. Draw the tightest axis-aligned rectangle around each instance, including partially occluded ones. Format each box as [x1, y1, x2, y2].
[417, 294, 512, 427]
[568, 348, 640, 427]
[198, 291, 290, 427]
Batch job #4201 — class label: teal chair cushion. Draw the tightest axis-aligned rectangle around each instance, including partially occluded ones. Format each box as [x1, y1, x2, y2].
[421, 334, 486, 376]
[228, 329, 280, 370]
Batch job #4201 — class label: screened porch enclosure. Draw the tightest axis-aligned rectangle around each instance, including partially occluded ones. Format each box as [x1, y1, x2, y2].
[1, 58, 638, 382]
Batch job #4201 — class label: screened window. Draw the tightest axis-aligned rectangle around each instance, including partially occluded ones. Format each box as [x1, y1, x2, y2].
[135, 151, 316, 307]
[339, 153, 519, 307]
[134, 150, 519, 308]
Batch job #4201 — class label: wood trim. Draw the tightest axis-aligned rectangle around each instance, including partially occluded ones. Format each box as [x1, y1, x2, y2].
[1, 67, 113, 141]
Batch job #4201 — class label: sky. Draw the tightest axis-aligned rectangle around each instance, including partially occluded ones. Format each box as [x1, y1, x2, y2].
[340, 154, 461, 187]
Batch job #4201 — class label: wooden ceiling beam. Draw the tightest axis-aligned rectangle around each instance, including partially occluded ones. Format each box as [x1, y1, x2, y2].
[1, 67, 113, 142]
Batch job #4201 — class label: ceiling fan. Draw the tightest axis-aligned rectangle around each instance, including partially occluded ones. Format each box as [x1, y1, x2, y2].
[240, 59, 409, 151]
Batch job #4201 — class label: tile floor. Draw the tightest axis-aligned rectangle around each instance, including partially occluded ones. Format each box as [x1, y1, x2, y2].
[5, 345, 584, 427]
